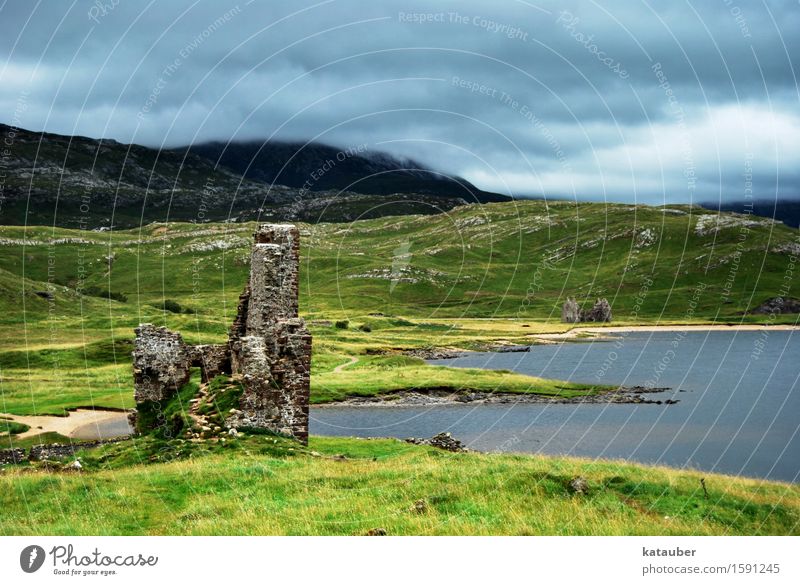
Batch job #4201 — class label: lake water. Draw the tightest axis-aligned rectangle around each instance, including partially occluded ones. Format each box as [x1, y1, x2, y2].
[310, 330, 800, 482]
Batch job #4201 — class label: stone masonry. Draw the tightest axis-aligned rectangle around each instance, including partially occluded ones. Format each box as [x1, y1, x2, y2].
[227, 224, 311, 443]
[561, 297, 612, 323]
[131, 224, 311, 444]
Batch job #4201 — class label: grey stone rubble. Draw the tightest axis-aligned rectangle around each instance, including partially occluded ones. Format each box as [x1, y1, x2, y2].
[321, 386, 677, 407]
[749, 297, 800, 315]
[131, 224, 312, 444]
[0, 438, 129, 465]
[405, 432, 468, 452]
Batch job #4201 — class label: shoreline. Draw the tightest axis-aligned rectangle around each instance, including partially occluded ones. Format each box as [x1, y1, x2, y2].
[1, 409, 131, 440]
[533, 323, 800, 341]
[314, 386, 676, 408]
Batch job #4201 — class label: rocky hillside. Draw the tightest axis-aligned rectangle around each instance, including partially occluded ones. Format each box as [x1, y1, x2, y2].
[0, 124, 505, 228]
[179, 140, 508, 202]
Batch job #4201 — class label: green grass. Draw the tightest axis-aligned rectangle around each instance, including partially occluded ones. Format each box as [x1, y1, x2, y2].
[311, 357, 605, 403]
[2, 432, 71, 450]
[0, 417, 30, 435]
[0, 436, 797, 535]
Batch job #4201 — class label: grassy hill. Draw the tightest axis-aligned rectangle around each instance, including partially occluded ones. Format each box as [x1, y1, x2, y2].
[1, 199, 796, 320]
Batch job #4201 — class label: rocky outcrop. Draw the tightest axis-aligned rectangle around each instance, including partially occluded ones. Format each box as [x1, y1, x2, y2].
[561, 297, 612, 323]
[749, 297, 800, 315]
[405, 432, 468, 452]
[0, 438, 129, 465]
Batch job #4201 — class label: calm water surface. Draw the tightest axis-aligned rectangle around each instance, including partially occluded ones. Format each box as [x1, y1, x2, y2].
[310, 331, 800, 482]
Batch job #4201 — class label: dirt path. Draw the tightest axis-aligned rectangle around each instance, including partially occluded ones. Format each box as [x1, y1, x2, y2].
[1, 409, 132, 440]
[332, 356, 358, 373]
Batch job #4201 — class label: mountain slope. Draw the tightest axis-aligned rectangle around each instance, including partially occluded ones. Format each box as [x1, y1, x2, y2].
[178, 140, 509, 202]
[0, 125, 507, 228]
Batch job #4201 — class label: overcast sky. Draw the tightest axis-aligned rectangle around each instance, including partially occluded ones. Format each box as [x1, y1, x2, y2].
[1, 0, 798, 204]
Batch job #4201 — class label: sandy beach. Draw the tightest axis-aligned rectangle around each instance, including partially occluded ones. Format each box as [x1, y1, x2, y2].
[1, 409, 131, 440]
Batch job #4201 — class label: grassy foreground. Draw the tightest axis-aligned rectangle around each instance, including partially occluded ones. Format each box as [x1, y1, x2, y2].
[1, 435, 797, 536]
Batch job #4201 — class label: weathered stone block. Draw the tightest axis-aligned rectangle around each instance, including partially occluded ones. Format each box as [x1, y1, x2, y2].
[133, 324, 192, 403]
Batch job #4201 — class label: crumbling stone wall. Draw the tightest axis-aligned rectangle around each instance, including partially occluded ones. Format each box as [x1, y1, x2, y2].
[228, 224, 311, 444]
[561, 297, 612, 323]
[583, 298, 613, 322]
[0, 448, 26, 464]
[561, 297, 581, 323]
[186, 344, 230, 382]
[133, 325, 192, 403]
[131, 223, 311, 443]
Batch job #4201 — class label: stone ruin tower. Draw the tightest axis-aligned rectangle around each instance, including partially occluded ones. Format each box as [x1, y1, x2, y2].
[131, 224, 311, 444]
[227, 224, 311, 442]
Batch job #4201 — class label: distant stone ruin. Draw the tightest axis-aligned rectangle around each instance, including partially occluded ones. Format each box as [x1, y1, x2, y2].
[561, 297, 612, 323]
[561, 297, 581, 323]
[131, 224, 311, 444]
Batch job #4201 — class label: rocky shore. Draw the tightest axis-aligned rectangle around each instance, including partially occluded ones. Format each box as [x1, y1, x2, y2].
[316, 385, 676, 408]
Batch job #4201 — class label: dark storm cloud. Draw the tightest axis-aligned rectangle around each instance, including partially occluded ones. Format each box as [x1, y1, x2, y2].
[1, 0, 798, 203]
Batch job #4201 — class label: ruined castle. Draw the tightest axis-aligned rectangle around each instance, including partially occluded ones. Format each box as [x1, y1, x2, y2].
[131, 224, 312, 443]
[561, 297, 612, 323]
